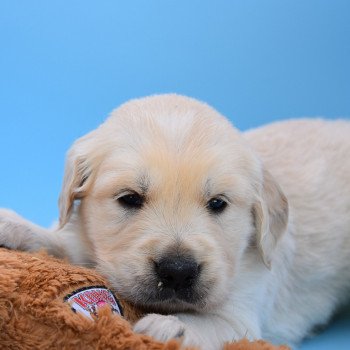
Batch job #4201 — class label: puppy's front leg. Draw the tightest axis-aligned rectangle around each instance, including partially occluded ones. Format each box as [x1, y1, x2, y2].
[0, 208, 66, 258]
[134, 311, 261, 349]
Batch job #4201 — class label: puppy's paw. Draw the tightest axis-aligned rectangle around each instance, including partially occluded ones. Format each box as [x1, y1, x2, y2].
[134, 314, 201, 347]
[0, 209, 38, 251]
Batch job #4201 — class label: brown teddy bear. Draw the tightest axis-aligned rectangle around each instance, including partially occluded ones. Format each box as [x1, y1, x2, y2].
[0, 247, 288, 350]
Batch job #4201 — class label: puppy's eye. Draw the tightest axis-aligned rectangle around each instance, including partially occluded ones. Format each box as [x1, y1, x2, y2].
[118, 192, 144, 209]
[207, 198, 227, 214]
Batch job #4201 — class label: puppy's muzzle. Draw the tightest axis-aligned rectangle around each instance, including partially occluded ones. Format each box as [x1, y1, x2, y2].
[154, 256, 200, 302]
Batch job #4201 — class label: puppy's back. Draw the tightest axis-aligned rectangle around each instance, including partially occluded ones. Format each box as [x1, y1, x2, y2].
[244, 118, 350, 344]
[243, 118, 350, 206]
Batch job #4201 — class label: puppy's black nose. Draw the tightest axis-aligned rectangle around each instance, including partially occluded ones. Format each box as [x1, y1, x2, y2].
[155, 257, 200, 291]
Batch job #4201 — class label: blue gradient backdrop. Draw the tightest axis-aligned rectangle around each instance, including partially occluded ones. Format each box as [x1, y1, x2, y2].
[0, 1, 349, 349]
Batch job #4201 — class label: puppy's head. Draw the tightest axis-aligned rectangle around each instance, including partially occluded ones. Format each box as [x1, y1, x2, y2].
[58, 95, 288, 312]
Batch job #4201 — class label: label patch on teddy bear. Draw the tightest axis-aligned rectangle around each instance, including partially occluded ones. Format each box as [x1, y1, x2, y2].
[64, 285, 122, 320]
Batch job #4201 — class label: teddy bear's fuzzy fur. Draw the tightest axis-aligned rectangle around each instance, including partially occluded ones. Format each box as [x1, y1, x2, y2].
[0, 247, 288, 350]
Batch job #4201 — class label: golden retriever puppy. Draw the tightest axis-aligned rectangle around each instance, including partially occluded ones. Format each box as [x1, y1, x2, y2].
[1, 95, 350, 349]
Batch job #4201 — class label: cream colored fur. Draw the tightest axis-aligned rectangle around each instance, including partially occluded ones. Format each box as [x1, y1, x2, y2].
[1, 95, 350, 349]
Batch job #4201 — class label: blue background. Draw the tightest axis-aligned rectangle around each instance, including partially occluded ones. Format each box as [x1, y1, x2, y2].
[0, 1, 349, 349]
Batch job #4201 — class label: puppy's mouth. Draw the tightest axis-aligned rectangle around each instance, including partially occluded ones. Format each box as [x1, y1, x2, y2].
[128, 256, 208, 313]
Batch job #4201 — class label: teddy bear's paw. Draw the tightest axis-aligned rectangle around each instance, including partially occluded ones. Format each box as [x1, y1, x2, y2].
[134, 313, 202, 348]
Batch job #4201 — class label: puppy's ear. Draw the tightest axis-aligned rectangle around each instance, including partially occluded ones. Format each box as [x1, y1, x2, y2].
[253, 168, 288, 269]
[58, 140, 93, 228]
